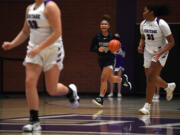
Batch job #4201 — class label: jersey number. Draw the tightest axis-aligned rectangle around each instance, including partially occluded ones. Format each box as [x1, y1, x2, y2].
[28, 20, 39, 29]
[147, 34, 154, 40]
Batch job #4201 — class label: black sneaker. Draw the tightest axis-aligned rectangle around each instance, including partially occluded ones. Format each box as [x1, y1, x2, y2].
[122, 74, 132, 90]
[92, 97, 103, 107]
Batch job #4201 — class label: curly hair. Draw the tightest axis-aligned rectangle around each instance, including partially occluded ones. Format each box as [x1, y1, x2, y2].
[146, 3, 170, 16]
[101, 14, 111, 24]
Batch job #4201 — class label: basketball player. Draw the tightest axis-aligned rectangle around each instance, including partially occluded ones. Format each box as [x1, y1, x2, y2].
[108, 39, 127, 98]
[2, 0, 79, 132]
[90, 15, 132, 107]
[138, 3, 176, 115]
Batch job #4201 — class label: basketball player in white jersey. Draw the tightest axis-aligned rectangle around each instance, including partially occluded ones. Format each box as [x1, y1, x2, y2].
[137, 3, 176, 115]
[2, 0, 79, 132]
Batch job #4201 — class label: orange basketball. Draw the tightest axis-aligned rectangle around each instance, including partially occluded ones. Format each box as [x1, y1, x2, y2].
[108, 39, 121, 52]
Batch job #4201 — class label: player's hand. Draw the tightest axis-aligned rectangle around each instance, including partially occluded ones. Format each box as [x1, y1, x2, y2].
[98, 46, 105, 52]
[137, 45, 144, 54]
[2, 41, 14, 51]
[27, 46, 41, 58]
[114, 33, 120, 38]
[153, 51, 161, 61]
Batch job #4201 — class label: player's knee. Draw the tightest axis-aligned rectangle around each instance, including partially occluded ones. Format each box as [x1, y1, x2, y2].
[25, 78, 36, 89]
[147, 73, 156, 83]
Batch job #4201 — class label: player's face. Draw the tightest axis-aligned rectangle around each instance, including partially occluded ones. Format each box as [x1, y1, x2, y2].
[143, 7, 149, 19]
[100, 20, 110, 32]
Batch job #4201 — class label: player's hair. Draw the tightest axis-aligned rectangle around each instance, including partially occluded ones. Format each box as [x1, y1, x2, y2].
[101, 14, 111, 24]
[146, 3, 170, 16]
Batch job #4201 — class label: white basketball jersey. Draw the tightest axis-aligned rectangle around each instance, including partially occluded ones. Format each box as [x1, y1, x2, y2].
[27, 2, 62, 48]
[140, 18, 171, 54]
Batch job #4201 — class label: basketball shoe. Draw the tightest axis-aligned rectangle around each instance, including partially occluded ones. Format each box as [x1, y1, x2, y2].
[107, 93, 113, 98]
[165, 82, 176, 101]
[138, 103, 151, 115]
[92, 97, 104, 108]
[117, 93, 122, 98]
[152, 94, 160, 102]
[22, 121, 41, 132]
[121, 74, 132, 90]
[68, 84, 80, 109]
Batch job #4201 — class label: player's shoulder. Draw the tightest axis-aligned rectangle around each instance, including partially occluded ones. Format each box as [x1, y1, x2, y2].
[96, 32, 102, 37]
[92, 32, 100, 40]
[140, 20, 147, 28]
[45, 0, 58, 8]
[157, 18, 169, 26]
[25, 4, 33, 14]
[44, 0, 60, 15]
[140, 20, 146, 25]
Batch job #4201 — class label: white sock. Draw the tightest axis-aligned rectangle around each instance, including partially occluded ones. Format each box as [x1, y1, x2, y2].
[144, 103, 151, 110]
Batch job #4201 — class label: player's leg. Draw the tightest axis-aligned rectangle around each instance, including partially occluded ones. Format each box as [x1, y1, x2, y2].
[138, 50, 155, 115]
[139, 62, 158, 115]
[108, 71, 115, 98]
[92, 66, 112, 107]
[23, 63, 43, 132]
[157, 53, 176, 101]
[139, 61, 167, 115]
[117, 70, 123, 98]
[156, 75, 176, 101]
[108, 83, 114, 98]
[45, 64, 79, 109]
[108, 71, 131, 90]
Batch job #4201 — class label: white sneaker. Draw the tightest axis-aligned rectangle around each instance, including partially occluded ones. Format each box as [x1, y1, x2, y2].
[138, 103, 151, 115]
[117, 93, 122, 98]
[152, 94, 159, 102]
[165, 83, 176, 101]
[107, 93, 113, 98]
[22, 121, 41, 132]
[68, 84, 80, 109]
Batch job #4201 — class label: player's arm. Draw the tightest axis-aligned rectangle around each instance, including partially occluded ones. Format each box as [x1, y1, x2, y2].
[2, 6, 30, 50]
[90, 36, 98, 53]
[158, 34, 175, 56]
[138, 34, 145, 54]
[154, 20, 175, 57]
[36, 1, 62, 51]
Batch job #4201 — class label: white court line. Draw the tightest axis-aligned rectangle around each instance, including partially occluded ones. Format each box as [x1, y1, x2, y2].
[11, 114, 78, 120]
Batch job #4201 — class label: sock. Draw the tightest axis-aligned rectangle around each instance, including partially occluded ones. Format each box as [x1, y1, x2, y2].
[30, 110, 39, 122]
[144, 103, 151, 110]
[66, 86, 74, 102]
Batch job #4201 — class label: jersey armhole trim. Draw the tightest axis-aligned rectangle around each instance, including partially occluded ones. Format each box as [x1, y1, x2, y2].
[44, 0, 52, 5]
